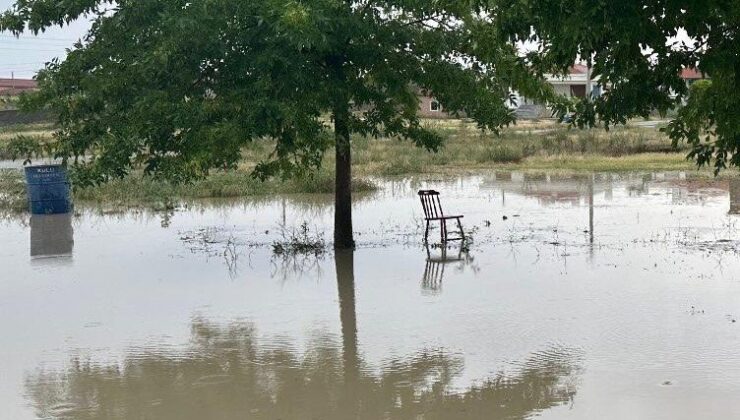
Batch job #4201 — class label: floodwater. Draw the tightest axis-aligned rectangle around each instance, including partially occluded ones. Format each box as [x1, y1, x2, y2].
[2, 171, 740, 419]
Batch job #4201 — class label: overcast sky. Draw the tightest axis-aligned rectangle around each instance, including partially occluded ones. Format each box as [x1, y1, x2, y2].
[0, 0, 91, 79]
[1, 1, 695, 81]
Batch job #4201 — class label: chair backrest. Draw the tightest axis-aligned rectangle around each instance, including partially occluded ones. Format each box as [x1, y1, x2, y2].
[418, 190, 445, 219]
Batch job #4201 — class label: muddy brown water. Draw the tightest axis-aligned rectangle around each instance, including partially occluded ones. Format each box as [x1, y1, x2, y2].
[2, 172, 740, 419]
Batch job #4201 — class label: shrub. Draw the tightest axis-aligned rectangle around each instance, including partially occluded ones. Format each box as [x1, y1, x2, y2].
[475, 145, 524, 163]
[272, 222, 327, 256]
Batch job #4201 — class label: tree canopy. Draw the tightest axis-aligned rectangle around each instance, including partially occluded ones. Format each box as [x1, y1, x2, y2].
[490, 0, 738, 172]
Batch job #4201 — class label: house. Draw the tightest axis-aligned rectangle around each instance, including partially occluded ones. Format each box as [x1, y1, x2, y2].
[417, 64, 603, 120]
[679, 68, 707, 88]
[543, 64, 601, 99]
[512, 64, 604, 118]
[418, 95, 446, 119]
[0, 78, 38, 96]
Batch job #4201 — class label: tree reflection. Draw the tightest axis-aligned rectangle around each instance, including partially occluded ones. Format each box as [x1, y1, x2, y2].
[25, 251, 581, 419]
[730, 179, 740, 214]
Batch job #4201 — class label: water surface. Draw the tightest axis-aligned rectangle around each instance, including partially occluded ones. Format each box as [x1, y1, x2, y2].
[2, 171, 740, 419]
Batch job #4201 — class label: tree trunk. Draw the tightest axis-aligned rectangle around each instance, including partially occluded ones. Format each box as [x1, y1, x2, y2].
[334, 100, 355, 249]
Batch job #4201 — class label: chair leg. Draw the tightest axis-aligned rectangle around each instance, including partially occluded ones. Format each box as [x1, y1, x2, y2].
[441, 220, 447, 242]
[424, 220, 430, 243]
[457, 217, 465, 241]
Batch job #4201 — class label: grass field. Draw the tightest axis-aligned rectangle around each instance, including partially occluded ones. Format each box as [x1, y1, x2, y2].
[0, 123, 56, 161]
[347, 120, 692, 174]
[0, 168, 377, 213]
[0, 118, 717, 213]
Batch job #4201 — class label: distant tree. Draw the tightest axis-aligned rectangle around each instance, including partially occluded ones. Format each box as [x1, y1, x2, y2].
[0, 0, 555, 248]
[490, 0, 739, 173]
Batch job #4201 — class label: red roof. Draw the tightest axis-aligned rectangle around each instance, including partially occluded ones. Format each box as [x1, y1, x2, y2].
[567, 65, 707, 80]
[0, 78, 38, 91]
[570, 64, 589, 75]
[680, 68, 704, 80]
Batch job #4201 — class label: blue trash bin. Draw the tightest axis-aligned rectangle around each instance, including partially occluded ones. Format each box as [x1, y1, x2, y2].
[24, 165, 73, 215]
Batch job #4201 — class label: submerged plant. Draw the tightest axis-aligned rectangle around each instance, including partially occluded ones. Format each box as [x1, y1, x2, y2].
[271, 222, 327, 257]
[0, 169, 27, 213]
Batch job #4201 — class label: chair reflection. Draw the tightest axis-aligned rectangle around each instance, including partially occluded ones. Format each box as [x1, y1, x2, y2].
[30, 213, 74, 259]
[422, 244, 464, 294]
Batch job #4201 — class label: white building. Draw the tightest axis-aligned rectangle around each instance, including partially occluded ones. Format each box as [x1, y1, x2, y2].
[513, 64, 602, 118]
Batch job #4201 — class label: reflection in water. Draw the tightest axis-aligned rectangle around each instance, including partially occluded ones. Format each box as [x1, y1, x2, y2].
[422, 244, 465, 295]
[588, 176, 594, 246]
[30, 214, 74, 259]
[730, 180, 740, 215]
[25, 252, 581, 420]
[336, 249, 359, 395]
[25, 323, 580, 419]
[421, 244, 479, 295]
[482, 171, 728, 208]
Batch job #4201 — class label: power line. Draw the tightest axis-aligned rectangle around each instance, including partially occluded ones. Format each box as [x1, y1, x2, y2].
[0, 46, 69, 52]
[0, 65, 44, 71]
[0, 34, 80, 42]
[0, 71, 44, 77]
[0, 61, 50, 66]
[0, 39, 78, 47]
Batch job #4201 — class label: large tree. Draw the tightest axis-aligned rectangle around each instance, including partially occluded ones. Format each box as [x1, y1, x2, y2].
[490, 0, 739, 173]
[0, 0, 553, 248]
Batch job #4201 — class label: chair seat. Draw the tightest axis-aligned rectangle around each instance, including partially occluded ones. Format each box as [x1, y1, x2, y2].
[425, 215, 464, 221]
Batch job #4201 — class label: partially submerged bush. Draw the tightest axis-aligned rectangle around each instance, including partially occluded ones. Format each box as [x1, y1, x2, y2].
[0, 169, 27, 213]
[288, 170, 377, 194]
[272, 223, 327, 256]
[476, 145, 525, 163]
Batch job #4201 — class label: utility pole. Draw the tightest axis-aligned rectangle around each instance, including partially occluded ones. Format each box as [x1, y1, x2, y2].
[588, 175, 594, 245]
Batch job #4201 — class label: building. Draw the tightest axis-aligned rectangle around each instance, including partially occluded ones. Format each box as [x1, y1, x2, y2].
[418, 95, 446, 119]
[544, 64, 600, 99]
[0, 78, 38, 96]
[679, 68, 707, 88]
[418, 64, 602, 120]
[512, 64, 603, 118]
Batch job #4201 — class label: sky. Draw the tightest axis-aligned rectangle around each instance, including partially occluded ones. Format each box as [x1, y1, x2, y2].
[0, 1, 694, 81]
[0, 0, 91, 79]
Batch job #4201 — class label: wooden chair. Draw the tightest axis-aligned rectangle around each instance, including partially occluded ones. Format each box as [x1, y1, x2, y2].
[418, 190, 465, 243]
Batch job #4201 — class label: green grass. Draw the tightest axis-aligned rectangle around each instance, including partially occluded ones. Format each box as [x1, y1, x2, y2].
[0, 122, 55, 138]
[0, 168, 377, 213]
[497, 153, 695, 172]
[347, 120, 695, 175]
[0, 123, 56, 160]
[0, 119, 688, 173]
[474, 144, 525, 164]
[77, 170, 376, 206]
